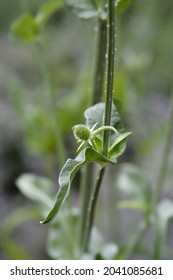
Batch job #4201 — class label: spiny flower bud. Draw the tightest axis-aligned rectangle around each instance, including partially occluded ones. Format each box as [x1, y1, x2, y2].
[72, 124, 90, 141]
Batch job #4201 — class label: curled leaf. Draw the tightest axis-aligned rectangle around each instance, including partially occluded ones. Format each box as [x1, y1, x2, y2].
[42, 147, 115, 223]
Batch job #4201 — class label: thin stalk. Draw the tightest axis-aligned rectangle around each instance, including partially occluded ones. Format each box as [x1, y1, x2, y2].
[79, 5, 107, 251]
[82, 0, 116, 252]
[38, 38, 66, 166]
[83, 167, 105, 251]
[103, 0, 116, 156]
[154, 92, 173, 203]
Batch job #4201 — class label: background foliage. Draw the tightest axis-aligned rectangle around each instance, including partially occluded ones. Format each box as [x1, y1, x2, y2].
[0, 0, 173, 259]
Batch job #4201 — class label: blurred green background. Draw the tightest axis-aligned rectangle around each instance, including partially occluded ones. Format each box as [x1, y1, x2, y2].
[0, 0, 173, 259]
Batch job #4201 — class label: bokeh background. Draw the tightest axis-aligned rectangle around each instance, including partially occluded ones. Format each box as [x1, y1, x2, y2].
[0, 0, 173, 259]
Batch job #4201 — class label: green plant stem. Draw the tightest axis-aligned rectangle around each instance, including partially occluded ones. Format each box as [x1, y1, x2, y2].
[83, 167, 105, 251]
[79, 164, 93, 249]
[82, 0, 116, 252]
[38, 39, 66, 166]
[103, 0, 116, 156]
[155, 92, 173, 203]
[92, 18, 107, 104]
[79, 9, 107, 252]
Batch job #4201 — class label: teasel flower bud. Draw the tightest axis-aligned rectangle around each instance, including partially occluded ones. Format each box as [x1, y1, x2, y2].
[72, 124, 90, 141]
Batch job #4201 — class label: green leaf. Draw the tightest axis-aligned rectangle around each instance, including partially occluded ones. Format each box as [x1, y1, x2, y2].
[92, 135, 102, 152]
[108, 131, 132, 160]
[10, 14, 40, 43]
[36, 0, 63, 27]
[10, 1, 63, 43]
[85, 102, 125, 133]
[16, 174, 55, 215]
[117, 163, 152, 211]
[47, 208, 79, 259]
[85, 102, 131, 159]
[64, 0, 98, 19]
[85, 102, 104, 129]
[42, 147, 114, 223]
[116, 0, 136, 14]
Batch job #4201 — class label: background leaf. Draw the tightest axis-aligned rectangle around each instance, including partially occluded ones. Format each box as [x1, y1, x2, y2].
[10, 14, 39, 43]
[47, 208, 118, 260]
[116, 163, 152, 213]
[64, 0, 98, 19]
[10, 1, 63, 43]
[16, 174, 55, 215]
[47, 208, 79, 259]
